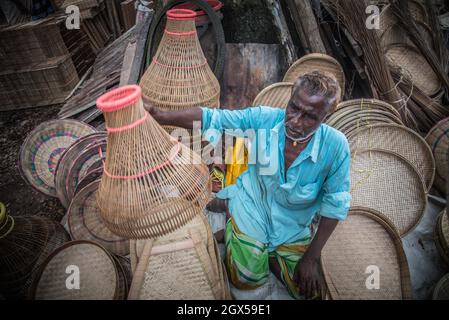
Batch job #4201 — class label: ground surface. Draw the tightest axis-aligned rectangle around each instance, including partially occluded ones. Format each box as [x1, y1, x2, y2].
[0, 105, 65, 221]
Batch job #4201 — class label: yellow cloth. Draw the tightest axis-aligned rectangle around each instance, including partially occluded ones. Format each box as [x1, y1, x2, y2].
[225, 138, 248, 186]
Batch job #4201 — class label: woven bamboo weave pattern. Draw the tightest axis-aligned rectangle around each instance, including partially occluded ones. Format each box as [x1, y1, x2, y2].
[32, 241, 119, 300]
[96, 85, 211, 239]
[140, 9, 220, 111]
[425, 118, 449, 195]
[348, 124, 435, 191]
[283, 53, 345, 96]
[321, 207, 411, 300]
[252, 82, 293, 109]
[68, 180, 129, 256]
[433, 274, 449, 300]
[132, 215, 227, 300]
[350, 149, 426, 236]
[19, 120, 96, 197]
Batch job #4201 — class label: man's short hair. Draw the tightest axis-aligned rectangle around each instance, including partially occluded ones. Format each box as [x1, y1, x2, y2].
[292, 71, 342, 112]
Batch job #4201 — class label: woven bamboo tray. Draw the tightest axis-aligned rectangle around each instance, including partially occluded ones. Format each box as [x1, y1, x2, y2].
[385, 44, 440, 96]
[65, 141, 107, 206]
[434, 210, 449, 265]
[425, 118, 449, 195]
[329, 111, 403, 136]
[348, 124, 435, 191]
[334, 99, 402, 118]
[0, 214, 70, 299]
[350, 149, 427, 236]
[19, 120, 96, 197]
[129, 214, 229, 300]
[68, 180, 129, 256]
[433, 274, 449, 300]
[252, 82, 293, 109]
[283, 53, 345, 96]
[74, 164, 103, 195]
[55, 132, 107, 208]
[31, 240, 126, 300]
[321, 207, 412, 300]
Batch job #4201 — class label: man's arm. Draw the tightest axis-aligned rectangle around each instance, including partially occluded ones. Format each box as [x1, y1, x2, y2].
[294, 217, 338, 299]
[144, 103, 201, 129]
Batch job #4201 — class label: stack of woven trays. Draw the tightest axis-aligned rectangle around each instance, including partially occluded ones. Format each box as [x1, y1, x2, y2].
[377, 1, 444, 102]
[434, 210, 449, 265]
[425, 118, 449, 196]
[0, 15, 95, 110]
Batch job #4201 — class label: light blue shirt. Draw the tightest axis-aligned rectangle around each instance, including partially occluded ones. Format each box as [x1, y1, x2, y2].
[201, 106, 351, 251]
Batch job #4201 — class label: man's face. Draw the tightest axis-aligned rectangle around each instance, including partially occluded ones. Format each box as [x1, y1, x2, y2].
[284, 88, 330, 140]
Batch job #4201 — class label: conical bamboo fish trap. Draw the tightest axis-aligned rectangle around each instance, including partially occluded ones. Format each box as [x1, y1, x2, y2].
[140, 9, 220, 111]
[0, 205, 70, 299]
[128, 214, 231, 300]
[96, 85, 211, 239]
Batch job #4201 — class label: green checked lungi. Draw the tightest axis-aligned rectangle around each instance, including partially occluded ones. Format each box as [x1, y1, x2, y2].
[224, 218, 312, 299]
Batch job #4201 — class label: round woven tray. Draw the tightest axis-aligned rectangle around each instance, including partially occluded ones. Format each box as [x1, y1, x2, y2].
[425, 118, 449, 195]
[55, 132, 107, 208]
[31, 240, 121, 300]
[67, 180, 129, 256]
[348, 124, 435, 191]
[321, 207, 412, 300]
[350, 149, 427, 236]
[130, 214, 227, 300]
[434, 210, 449, 265]
[65, 142, 106, 206]
[328, 111, 403, 136]
[252, 82, 293, 109]
[334, 99, 402, 119]
[386, 44, 440, 96]
[433, 273, 449, 300]
[283, 53, 345, 96]
[19, 120, 96, 197]
[74, 164, 103, 196]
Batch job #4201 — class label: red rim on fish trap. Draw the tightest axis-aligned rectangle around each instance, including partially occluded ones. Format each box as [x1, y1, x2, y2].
[96, 85, 211, 239]
[139, 9, 220, 111]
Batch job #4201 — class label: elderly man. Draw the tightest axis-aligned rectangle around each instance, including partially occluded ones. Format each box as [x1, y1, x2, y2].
[145, 71, 351, 299]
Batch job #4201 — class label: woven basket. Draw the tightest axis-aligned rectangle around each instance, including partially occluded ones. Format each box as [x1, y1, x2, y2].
[74, 164, 103, 196]
[321, 207, 412, 300]
[0, 213, 70, 299]
[19, 120, 96, 197]
[385, 44, 440, 96]
[31, 240, 126, 300]
[68, 180, 129, 256]
[55, 132, 107, 208]
[140, 9, 220, 111]
[129, 214, 229, 300]
[350, 149, 427, 236]
[433, 273, 449, 300]
[434, 210, 449, 265]
[348, 124, 435, 191]
[252, 82, 293, 109]
[283, 53, 345, 96]
[96, 85, 211, 239]
[425, 118, 449, 195]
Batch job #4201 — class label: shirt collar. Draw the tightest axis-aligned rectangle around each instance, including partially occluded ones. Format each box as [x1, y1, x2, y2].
[273, 120, 322, 164]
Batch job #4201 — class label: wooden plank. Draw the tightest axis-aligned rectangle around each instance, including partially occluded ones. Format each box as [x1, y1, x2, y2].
[119, 42, 137, 85]
[220, 43, 286, 109]
[128, 12, 152, 84]
[284, 0, 310, 54]
[121, 0, 137, 31]
[292, 0, 326, 53]
[265, 0, 297, 67]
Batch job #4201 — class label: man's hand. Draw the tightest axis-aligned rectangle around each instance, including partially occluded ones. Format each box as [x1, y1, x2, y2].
[142, 101, 202, 129]
[293, 255, 321, 299]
